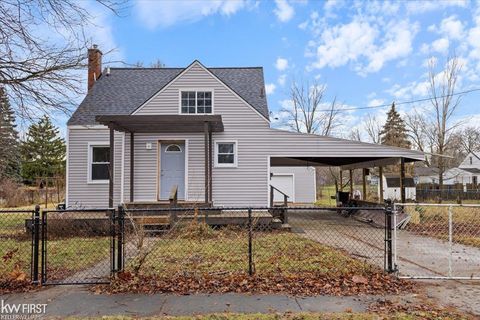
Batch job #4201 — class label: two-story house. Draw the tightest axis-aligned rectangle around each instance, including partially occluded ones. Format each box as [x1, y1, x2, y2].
[66, 46, 424, 208]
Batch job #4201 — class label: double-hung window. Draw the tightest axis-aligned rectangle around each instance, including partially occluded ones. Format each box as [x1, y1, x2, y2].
[215, 141, 237, 167]
[181, 90, 212, 114]
[89, 145, 110, 182]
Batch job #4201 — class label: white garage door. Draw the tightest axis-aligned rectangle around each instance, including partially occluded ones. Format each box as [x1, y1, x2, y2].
[271, 174, 294, 202]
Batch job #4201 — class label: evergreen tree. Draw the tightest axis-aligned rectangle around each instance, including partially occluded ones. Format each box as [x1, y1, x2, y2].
[0, 87, 21, 180]
[21, 115, 65, 182]
[379, 103, 411, 149]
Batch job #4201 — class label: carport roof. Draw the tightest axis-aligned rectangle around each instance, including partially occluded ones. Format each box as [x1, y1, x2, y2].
[270, 156, 419, 169]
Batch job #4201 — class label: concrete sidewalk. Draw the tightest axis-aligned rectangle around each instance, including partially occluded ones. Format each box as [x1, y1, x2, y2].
[1, 286, 417, 318]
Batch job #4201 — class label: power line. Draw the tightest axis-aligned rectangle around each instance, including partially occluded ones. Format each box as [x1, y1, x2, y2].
[318, 87, 480, 113]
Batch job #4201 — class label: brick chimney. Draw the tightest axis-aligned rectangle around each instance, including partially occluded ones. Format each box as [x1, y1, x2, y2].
[87, 44, 102, 92]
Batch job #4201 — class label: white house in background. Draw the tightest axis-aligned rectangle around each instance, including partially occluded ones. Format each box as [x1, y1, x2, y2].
[458, 152, 480, 186]
[414, 166, 440, 184]
[382, 175, 416, 201]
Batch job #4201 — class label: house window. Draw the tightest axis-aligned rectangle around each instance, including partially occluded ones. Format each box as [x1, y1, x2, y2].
[90, 146, 110, 182]
[215, 141, 237, 167]
[181, 91, 212, 114]
[470, 157, 473, 165]
[474, 176, 478, 185]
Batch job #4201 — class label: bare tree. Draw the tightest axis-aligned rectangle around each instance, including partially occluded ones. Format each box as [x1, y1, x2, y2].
[457, 126, 480, 160]
[405, 111, 434, 166]
[364, 114, 382, 144]
[425, 56, 463, 187]
[283, 80, 341, 135]
[348, 128, 362, 141]
[0, 0, 126, 119]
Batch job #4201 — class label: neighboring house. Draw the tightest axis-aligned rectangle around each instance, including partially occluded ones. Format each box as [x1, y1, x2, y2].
[382, 175, 416, 201]
[414, 153, 480, 187]
[66, 46, 424, 208]
[458, 152, 480, 186]
[414, 166, 440, 184]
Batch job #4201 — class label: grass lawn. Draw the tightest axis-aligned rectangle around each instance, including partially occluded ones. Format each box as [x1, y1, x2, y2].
[134, 230, 375, 278]
[0, 211, 110, 284]
[315, 185, 379, 207]
[405, 205, 480, 248]
[68, 311, 472, 320]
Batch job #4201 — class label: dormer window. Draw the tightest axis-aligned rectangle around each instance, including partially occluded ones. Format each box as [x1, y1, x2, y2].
[470, 156, 473, 165]
[180, 91, 212, 114]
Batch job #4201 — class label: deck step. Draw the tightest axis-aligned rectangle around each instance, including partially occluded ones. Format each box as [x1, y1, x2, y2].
[281, 223, 291, 231]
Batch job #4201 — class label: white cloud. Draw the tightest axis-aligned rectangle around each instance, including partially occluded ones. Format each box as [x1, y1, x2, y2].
[405, 0, 467, 14]
[265, 83, 276, 95]
[431, 38, 450, 54]
[363, 20, 418, 74]
[368, 98, 385, 107]
[440, 16, 464, 40]
[275, 57, 289, 71]
[308, 15, 418, 75]
[135, 0, 247, 29]
[278, 74, 287, 86]
[274, 0, 294, 22]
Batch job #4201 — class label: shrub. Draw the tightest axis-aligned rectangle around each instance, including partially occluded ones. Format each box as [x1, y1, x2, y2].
[0, 178, 27, 207]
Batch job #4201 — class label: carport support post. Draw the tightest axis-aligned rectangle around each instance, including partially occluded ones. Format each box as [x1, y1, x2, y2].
[109, 125, 114, 208]
[339, 170, 343, 191]
[400, 157, 405, 203]
[349, 169, 353, 197]
[362, 168, 367, 201]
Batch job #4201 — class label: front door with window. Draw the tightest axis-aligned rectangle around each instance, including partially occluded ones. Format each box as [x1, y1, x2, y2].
[159, 143, 185, 200]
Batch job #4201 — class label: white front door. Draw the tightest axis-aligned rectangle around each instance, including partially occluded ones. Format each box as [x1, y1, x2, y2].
[159, 142, 185, 200]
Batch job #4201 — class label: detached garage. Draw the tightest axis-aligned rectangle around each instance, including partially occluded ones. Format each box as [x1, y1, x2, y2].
[270, 167, 316, 204]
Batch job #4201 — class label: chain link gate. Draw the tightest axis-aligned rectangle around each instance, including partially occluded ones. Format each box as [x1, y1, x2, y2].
[393, 203, 480, 280]
[40, 208, 116, 285]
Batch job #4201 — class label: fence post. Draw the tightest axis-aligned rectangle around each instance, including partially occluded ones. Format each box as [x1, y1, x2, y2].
[384, 204, 395, 273]
[117, 204, 124, 273]
[110, 208, 116, 275]
[32, 205, 40, 284]
[248, 207, 253, 276]
[448, 205, 453, 278]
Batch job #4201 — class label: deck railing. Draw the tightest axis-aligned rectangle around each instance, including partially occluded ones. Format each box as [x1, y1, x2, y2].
[270, 185, 289, 207]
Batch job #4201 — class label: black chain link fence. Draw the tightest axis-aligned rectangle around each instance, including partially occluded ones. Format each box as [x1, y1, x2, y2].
[1, 205, 394, 291]
[0, 208, 35, 286]
[41, 208, 115, 285]
[119, 206, 390, 284]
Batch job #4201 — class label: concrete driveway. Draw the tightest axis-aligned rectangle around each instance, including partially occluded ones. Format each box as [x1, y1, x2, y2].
[288, 209, 480, 279]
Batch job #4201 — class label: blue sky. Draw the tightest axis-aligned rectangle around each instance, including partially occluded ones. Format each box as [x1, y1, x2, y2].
[69, 0, 480, 139]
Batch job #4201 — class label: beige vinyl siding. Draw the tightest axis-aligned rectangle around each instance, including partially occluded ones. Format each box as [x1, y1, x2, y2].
[133, 62, 271, 206]
[67, 128, 122, 208]
[270, 167, 316, 203]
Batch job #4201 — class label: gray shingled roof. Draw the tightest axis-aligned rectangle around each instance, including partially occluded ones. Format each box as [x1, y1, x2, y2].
[67, 64, 269, 125]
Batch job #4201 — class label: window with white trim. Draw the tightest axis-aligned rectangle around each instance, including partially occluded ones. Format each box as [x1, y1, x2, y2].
[90, 146, 110, 181]
[181, 91, 212, 114]
[215, 141, 237, 167]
